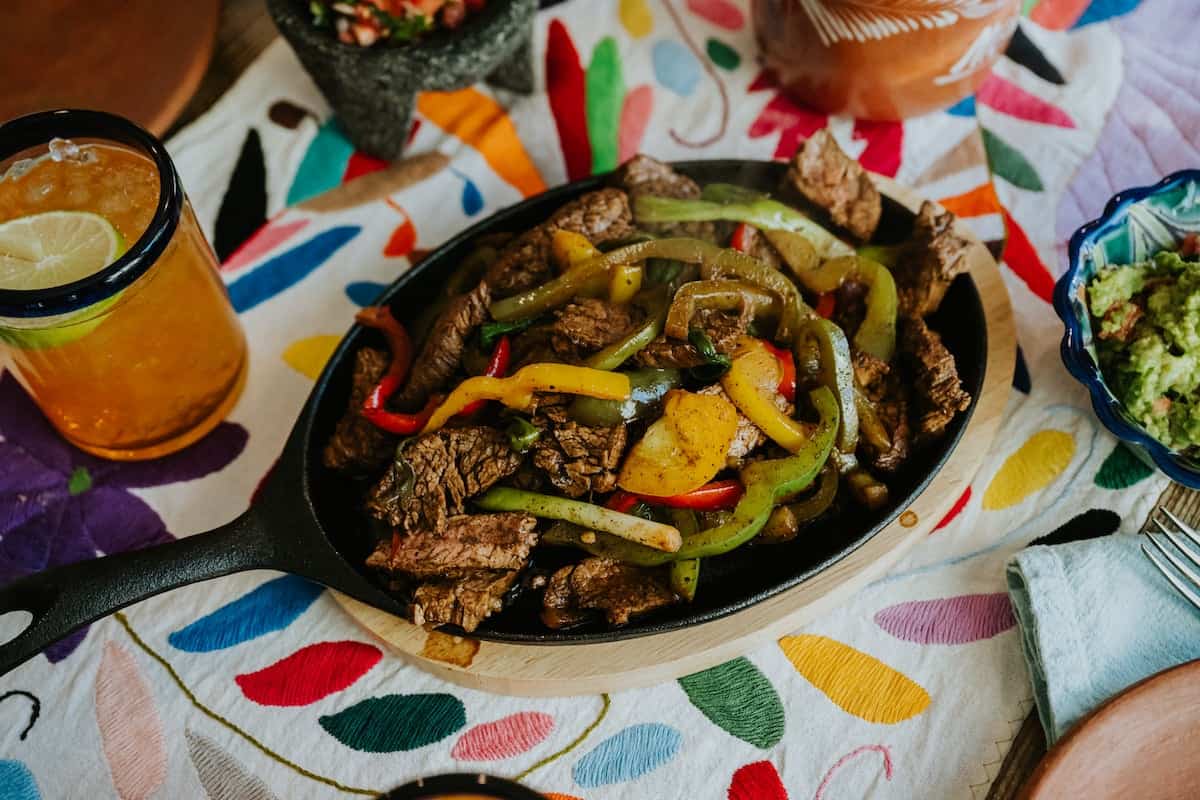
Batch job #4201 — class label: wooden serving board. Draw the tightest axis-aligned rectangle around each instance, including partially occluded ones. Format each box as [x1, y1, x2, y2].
[0, 0, 220, 134]
[334, 177, 1016, 696]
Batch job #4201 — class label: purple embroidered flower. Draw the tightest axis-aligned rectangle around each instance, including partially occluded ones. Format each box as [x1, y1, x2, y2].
[0, 372, 248, 661]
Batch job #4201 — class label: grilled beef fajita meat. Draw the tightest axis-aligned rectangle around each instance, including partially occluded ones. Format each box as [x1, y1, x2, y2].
[542, 557, 679, 628]
[786, 129, 881, 242]
[901, 316, 971, 443]
[366, 513, 538, 578]
[395, 280, 491, 409]
[895, 201, 971, 318]
[367, 427, 523, 534]
[549, 298, 641, 363]
[633, 309, 747, 369]
[484, 188, 635, 298]
[611, 154, 721, 242]
[530, 394, 628, 497]
[323, 347, 397, 473]
[412, 570, 520, 632]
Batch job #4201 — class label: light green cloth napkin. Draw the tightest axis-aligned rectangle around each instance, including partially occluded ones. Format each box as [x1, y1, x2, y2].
[1007, 533, 1200, 743]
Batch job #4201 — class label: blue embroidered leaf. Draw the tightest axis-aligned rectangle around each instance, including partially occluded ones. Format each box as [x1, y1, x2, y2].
[461, 176, 484, 216]
[167, 575, 323, 652]
[345, 281, 387, 307]
[573, 723, 682, 787]
[0, 760, 40, 800]
[228, 227, 359, 313]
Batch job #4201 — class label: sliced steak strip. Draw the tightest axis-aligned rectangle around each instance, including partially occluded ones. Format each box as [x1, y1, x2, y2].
[633, 309, 746, 369]
[785, 129, 881, 241]
[366, 427, 523, 534]
[395, 280, 491, 408]
[901, 316, 971, 443]
[549, 298, 641, 362]
[531, 395, 627, 497]
[323, 347, 397, 473]
[864, 378, 912, 474]
[412, 570, 518, 632]
[366, 513, 538, 578]
[852, 348, 890, 398]
[484, 188, 634, 298]
[542, 557, 679, 628]
[614, 153, 721, 241]
[895, 201, 971, 317]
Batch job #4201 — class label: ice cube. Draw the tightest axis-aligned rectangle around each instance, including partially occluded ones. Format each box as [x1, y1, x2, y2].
[48, 138, 86, 163]
[1, 158, 35, 182]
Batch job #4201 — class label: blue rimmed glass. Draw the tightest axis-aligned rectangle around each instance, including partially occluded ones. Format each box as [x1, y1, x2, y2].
[0, 109, 247, 460]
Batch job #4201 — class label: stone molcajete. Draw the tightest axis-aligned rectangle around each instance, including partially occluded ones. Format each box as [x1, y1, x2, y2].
[268, 0, 538, 160]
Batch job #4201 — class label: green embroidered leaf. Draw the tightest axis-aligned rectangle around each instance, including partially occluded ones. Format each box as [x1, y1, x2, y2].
[981, 128, 1044, 192]
[705, 38, 741, 70]
[1094, 443, 1153, 489]
[678, 657, 784, 749]
[318, 694, 465, 752]
[586, 37, 625, 174]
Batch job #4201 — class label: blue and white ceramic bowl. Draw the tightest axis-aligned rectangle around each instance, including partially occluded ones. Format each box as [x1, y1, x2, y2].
[1055, 169, 1200, 487]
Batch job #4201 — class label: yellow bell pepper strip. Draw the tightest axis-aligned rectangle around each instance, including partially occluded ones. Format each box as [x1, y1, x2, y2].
[568, 368, 682, 427]
[551, 229, 601, 269]
[721, 339, 813, 453]
[798, 318, 859, 453]
[667, 509, 701, 601]
[420, 364, 631, 433]
[674, 386, 839, 560]
[633, 187, 855, 259]
[784, 254, 898, 362]
[608, 264, 643, 304]
[475, 487, 682, 552]
[617, 389, 740, 496]
[664, 279, 781, 341]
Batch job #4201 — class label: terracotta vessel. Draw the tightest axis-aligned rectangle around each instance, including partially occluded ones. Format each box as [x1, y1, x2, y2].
[753, 0, 1021, 119]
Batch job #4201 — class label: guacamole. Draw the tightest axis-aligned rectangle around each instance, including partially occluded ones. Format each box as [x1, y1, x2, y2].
[1088, 248, 1200, 450]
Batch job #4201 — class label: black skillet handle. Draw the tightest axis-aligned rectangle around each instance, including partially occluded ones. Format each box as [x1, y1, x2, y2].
[0, 507, 276, 676]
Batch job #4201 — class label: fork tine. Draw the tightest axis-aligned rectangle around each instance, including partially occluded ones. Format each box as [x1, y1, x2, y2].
[1142, 540, 1200, 612]
[1159, 507, 1200, 550]
[1149, 517, 1200, 571]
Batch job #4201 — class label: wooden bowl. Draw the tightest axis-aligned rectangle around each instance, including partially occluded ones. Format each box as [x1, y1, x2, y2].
[1021, 660, 1200, 799]
[752, 0, 1021, 119]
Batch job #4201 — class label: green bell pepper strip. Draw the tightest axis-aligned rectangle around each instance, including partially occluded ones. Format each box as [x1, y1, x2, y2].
[857, 243, 902, 269]
[634, 189, 855, 260]
[541, 521, 675, 566]
[474, 487, 682, 552]
[492, 237, 811, 341]
[585, 290, 669, 370]
[799, 318, 859, 453]
[568, 368, 683, 427]
[505, 416, 540, 453]
[785, 255, 898, 362]
[674, 386, 838, 560]
[667, 509, 701, 601]
[664, 279, 780, 341]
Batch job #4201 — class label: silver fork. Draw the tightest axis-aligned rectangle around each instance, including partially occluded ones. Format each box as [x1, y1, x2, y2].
[1144, 507, 1200, 611]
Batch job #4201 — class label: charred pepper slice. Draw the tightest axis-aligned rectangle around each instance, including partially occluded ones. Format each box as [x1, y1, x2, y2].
[673, 386, 838, 560]
[355, 305, 440, 434]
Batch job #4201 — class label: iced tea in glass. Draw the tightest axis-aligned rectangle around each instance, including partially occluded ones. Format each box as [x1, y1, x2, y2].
[0, 110, 247, 460]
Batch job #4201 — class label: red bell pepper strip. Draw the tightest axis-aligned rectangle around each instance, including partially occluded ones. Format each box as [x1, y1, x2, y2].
[356, 305, 441, 434]
[814, 292, 836, 319]
[639, 479, 744, 511]
[760, 340, 797, 403]
[605, 491, 640, 513]
[730, 222, 752, 253]
[458, 335, 512, 416]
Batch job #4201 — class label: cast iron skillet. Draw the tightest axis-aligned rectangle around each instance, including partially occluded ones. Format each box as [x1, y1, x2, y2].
[0, 161, 986, 674]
